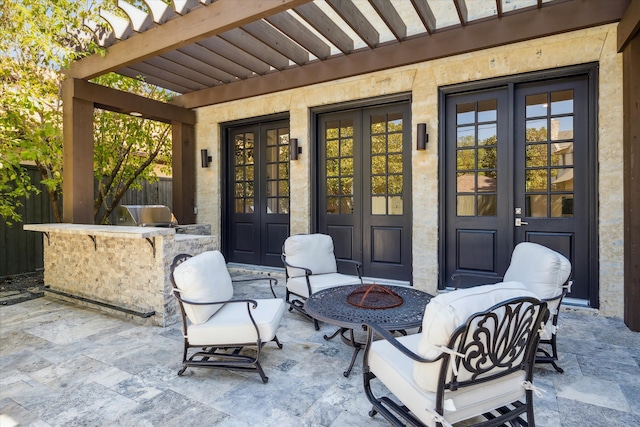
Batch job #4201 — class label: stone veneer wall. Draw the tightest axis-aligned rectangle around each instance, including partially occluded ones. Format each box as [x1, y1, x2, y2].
[195, 24, 624, 317]
[43, 232, 216, 326]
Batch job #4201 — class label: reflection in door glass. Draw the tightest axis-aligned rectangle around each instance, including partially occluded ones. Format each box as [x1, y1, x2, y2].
[265, 127, 290, 214]
[369, 112, 403, 215]
[457, 102, 475, 124]
[234, 133, 255, 213]
[526, 93, 547, 117]
[524, 89, 574, 217]
[455, 99, 498, 217]
[326, 120, 354, 214]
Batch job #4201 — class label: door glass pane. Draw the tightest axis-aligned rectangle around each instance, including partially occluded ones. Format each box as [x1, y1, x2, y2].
[266, 146, 277, 162]
[526, 119, 547, 141]
[455, 99, 498, 218]
[388, 175, 403, 194]
[477, 147, 497, 169]
[266, 129, 276, 146]
[388, 154, 403, 173]
[368, 111, 405, 216]
[341, 197, 353, 214]
[551, 168, 574, 191]
[478, 123, 497, 145]
[477, 195, 497, 216]
[388, 196, 403, 215]
[551, 194, 573, 217]
[457, 149, 476, 170]
[526, 194, 547, 217]
[526, 169, 547, 191]
[457, 195, 474, 216]
[371, 155, 386, 174]
[477, 171, 496, 192]
[550, 90, 574, 115]
[457, 102, 475, 124]
[457, 172, 475, 192]
[526, 144, 547, 167]
[266, 164, 277, 179]
[551, 142, 573, 166]
[326, 119, 354, 215]
[372, 196, 386, 215]
[388, 133, 402, 152]
[524, 88, 575, 220]
[327, 140, 339, 157]
[526, 93, 547, 117]
[477, 99, 497, 122]
[340, 178, 353, 195]
[279, 198, 289, 215]
[550, 116, 573, 140]
[457, 126, 475, 147]
[233, 132, 255, 213]
[371, 176, 386, 195]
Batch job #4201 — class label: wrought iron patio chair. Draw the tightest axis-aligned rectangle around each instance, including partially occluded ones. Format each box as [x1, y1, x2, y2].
[452, 242, 572, 373]
[281, 233, 363, 330]
[362, 283, 550, 427]
[170, 251, 285, 383]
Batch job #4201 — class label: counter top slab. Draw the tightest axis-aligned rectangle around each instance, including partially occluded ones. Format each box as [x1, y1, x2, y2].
[23, 223, 175, 238]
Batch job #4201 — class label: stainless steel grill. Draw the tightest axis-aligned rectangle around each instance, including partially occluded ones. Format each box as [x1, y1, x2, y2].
[116, 205, 177, 227]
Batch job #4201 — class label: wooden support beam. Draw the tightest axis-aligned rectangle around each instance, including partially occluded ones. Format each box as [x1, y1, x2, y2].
[67, 0, 312, 80]
[62, 79, 95, 224]
[618, 0, 639, 51]
[623, 29, 640, 332]
[67, 78, 195, 124]
[172, 122, 196, 225]
[174, 0, 629, 109]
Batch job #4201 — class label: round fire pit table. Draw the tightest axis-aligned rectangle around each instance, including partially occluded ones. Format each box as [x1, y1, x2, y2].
[305, 284, 432, 377]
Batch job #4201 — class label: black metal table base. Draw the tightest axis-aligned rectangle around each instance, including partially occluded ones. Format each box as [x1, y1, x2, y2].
[324, 327, 364, 377]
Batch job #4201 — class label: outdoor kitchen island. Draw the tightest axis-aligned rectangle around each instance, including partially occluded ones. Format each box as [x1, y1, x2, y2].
[23, 223, 216, 326]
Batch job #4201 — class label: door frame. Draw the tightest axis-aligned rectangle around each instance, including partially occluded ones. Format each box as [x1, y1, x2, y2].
[220, 112, 290, 264]
[437, 64, 599, 307]
[310, 93, 412, 231]
[310, 93, 412, 280]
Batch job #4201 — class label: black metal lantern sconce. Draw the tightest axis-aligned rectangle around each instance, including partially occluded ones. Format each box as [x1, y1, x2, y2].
[200, 149, 212, 168]
[417, 123, 428, 150]
[290, 138, 302, 161]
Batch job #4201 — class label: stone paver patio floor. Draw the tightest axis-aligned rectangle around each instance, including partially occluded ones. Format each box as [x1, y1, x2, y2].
[1, 276, 639, 426]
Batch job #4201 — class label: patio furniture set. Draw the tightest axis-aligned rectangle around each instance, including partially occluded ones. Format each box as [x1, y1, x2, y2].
[169, 234, 571, 427]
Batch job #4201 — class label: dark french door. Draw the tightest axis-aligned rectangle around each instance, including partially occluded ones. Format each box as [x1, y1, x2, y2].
[443, 74, 596, 305]
[225, 120, 290, 267]
[317, 103, 412, 281]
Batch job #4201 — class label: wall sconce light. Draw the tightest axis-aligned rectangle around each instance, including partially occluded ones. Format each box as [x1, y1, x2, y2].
[200, 149, 212, 168]
[290, 138, 302, 161]
[417, 123, 428, 150]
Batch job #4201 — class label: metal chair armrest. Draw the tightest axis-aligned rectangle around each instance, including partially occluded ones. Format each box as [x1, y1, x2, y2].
[450, 272, 504, 289]
[337, 258, 363, 278]
[232, 277, 279, 298]
[363, 322, 440, 365]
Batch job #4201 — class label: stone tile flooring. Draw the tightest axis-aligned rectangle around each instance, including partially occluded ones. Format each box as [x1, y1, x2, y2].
[1, 277, 639, 427]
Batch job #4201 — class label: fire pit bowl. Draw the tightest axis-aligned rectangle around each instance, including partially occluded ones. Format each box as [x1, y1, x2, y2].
[346, 284, 404, 309]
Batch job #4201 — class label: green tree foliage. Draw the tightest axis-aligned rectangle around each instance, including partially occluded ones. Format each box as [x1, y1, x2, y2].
[0, 0, 173, 225]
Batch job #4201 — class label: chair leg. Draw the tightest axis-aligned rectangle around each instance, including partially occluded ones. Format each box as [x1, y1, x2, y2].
[536, 335, 564, 373]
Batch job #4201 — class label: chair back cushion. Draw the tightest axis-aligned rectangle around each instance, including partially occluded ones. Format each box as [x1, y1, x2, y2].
[414, 282, 537, 393]
[172, 251, 233, 325]
[283, 234, 337, 278]
[503, 242, 571, 300]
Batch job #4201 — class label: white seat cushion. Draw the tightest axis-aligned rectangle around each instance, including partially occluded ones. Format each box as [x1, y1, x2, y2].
[187, 298, 286, 346]
[284, 234, 338, 278]
[503, 242, 571, 300]
[172, 251, 233, 325]
[286, 273, 362, 298]
[415, 282, 537, 393]
[369, 333, 527, 427]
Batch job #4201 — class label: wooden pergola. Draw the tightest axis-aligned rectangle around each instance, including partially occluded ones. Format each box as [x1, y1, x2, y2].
[63, 0, 639, 330]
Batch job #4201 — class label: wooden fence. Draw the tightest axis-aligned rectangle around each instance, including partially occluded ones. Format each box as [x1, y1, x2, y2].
[0, 166, 172, 279]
